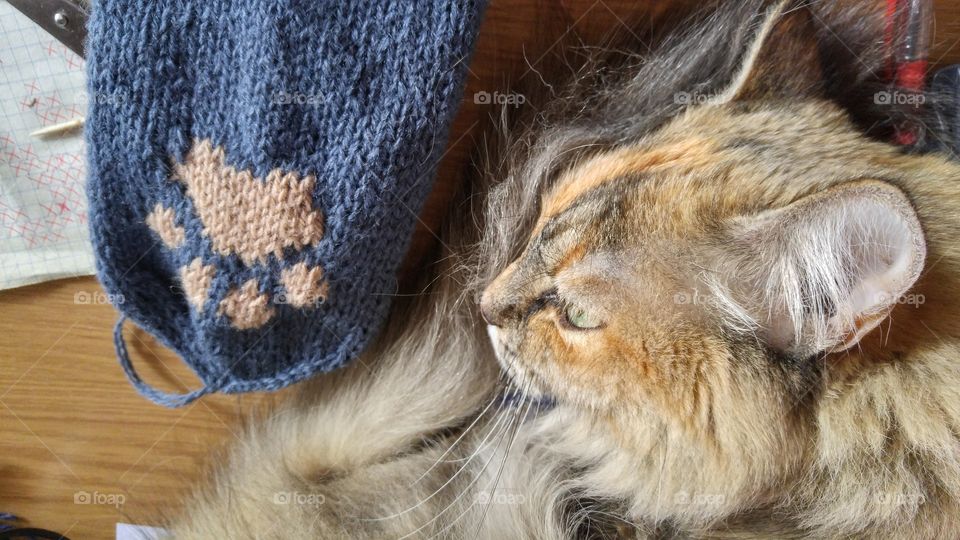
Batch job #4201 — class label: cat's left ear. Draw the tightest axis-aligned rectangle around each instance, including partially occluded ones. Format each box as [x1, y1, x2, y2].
[720, 180, 926, 357]
[718, 1, 824, 103]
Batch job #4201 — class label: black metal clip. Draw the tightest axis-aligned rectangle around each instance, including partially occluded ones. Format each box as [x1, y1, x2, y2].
[8, 0, 89, 58]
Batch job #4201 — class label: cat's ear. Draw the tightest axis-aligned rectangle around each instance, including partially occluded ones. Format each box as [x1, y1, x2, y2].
[721, 181, 926, 356]
[717, 1, 824, 103]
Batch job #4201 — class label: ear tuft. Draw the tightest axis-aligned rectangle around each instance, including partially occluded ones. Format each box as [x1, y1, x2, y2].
[718, 1, 824, 103]
[718, 181, 926, 356]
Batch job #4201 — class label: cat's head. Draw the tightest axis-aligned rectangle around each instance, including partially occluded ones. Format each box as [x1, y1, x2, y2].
[481, 0, 928, 525]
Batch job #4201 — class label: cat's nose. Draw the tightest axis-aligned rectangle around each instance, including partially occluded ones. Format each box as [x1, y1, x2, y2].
[479, 290, 506, 327]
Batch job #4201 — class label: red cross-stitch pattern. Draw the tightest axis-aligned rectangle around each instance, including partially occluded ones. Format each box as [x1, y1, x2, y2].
[0, 137, 86, 247]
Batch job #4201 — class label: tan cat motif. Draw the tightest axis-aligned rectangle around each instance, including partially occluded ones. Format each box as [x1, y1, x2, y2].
[145, 139, 329, 329]
[171, 139, 325, 265]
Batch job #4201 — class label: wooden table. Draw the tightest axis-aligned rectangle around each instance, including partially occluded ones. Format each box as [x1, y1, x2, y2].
[4, 2, 960, 538]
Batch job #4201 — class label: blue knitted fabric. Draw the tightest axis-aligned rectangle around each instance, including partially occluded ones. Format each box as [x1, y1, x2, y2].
[86, 0, 486, 406]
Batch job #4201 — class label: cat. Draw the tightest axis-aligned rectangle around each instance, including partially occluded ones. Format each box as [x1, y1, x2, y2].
[169, 0, 960, 538]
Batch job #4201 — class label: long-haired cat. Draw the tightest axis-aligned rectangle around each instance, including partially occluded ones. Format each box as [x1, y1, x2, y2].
[170, 0, 960, 537]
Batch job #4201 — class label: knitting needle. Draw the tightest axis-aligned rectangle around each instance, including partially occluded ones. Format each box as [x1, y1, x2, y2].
[30, 116, 85, 138]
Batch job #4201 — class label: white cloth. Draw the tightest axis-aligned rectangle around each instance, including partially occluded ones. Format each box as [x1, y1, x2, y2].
[0, 3, 94, 289]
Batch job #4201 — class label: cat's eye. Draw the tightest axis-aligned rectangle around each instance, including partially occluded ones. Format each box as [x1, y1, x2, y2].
[562, 304, 603, 330]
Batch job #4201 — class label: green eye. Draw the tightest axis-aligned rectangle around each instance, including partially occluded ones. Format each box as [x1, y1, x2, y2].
[563, 304, 603, 330]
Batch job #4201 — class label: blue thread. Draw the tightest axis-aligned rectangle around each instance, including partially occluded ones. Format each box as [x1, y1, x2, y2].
[498, 391, 557, 412]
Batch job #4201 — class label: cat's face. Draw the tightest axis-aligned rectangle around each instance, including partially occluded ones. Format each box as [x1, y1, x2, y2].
[481, 103, 845, 426]
[481, 1, 928, 522]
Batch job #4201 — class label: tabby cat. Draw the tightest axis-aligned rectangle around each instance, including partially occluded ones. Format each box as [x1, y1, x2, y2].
[170, 0, 960, 537]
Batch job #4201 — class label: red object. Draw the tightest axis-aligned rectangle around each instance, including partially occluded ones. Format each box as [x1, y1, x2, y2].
[886, 0, 934, 145]
[885, 0, 899, 81]
[894, 59, 927, 145]
[896, 59, 928, 91]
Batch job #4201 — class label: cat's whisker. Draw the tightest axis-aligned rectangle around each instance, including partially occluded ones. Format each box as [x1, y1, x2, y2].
[432, 383, 521, 467]
[651, 428, 670, 528]
[412, 379, 509, 483]
[417, 381, 536, 540]
[469, 386, 539, 539]
[573, 504, 648, 537]
[395, 400, 527, 539]
[364, 385, 519, 523]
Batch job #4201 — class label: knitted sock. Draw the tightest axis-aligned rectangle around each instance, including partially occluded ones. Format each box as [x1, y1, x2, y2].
[86, 0, 487, 406]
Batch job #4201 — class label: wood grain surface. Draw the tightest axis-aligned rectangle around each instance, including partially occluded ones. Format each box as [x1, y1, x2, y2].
[3, 1, 960, 538]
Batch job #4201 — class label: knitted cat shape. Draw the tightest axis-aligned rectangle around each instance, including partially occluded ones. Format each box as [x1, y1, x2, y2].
[86, 0, 486, 406]
[146, 140, 329, 331]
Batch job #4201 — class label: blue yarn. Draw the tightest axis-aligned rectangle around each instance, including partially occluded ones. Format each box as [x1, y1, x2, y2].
[114, 317, 214, 406]
[0, 512, 16, 533]
[86, 0, 487, 407]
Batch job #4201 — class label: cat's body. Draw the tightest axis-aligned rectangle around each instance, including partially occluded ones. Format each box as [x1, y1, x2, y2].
[171, 1, 960, 538]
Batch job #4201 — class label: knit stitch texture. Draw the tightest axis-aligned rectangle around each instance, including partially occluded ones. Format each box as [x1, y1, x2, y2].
[86, 0, 486, 406]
